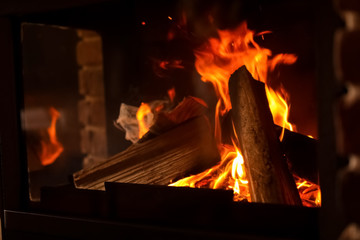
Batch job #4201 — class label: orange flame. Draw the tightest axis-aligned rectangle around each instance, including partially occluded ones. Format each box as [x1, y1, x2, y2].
[194, 22, 297, 141]
[293, 174, 321, 207]
[159, 60, 184, 70]
[169, 22, 320, 207]
[136, 103, 153, 139]
[40, 107, 63, 166]
[167, 87, 176, 102]
[170, 142, 250, 201]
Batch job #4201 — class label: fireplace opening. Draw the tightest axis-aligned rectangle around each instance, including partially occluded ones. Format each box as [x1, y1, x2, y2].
[11, 1, 328, 239]
[20, 0, 320, 206]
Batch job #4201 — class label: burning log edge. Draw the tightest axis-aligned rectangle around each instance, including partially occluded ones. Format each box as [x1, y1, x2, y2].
[73, 116, 220, 190]
[229, 66, 302, 205]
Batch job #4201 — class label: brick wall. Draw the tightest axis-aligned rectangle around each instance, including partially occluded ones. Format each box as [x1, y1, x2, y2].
[334, 0, 360, 239]
[76, 30, 108, 169]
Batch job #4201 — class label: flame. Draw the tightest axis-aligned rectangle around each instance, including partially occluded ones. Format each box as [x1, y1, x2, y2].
[167, 87, 176, 102]
[153, 59, 185, 77]
[293, 175, 321, 207]
[170, 143, 250, 201]
[136, 103, 153, 139]
[159, 60, 184, 70]
[40, 107, 64, 166]
[266, 86, 295, 141]
[194, 22, 297, 141]
[169, 21, 321, 207]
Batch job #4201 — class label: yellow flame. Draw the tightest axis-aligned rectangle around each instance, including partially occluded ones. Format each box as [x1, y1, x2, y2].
[293, 174, 321, 207]
[136, 103, 152, 139]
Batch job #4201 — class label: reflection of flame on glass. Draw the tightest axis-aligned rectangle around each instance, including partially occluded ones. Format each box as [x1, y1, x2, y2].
[170, 21, 321, 207]
[40, 107, 64, 166]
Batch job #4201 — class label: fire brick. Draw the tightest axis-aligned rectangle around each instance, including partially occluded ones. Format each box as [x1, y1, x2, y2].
[76, 38, 103, 66]
[339, 166, 360, 224]
[78, 99, 106, 127]
[78, 67, 105, 97]
[82, 155, 107, 169]
[80, 128, 91, 154]
[334, 30, 360, 84]
[89, 129, 107, 157]
[80, 128, 107, 157]
[77, 29, 100, 38]
[337, 95, 360, 155]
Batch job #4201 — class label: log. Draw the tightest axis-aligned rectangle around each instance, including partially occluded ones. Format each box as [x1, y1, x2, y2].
[229, 66, 301, 205]
[139, 96, 208, 142]
[223, 111, 318, 183]
[73, 116, 220, 190]
[276, 126, 318, 184]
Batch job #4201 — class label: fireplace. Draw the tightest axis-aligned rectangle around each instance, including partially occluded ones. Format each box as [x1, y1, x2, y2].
[0, 0, 357, 239]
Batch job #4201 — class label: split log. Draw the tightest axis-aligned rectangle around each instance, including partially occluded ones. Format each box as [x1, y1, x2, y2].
[140, 96, 208, 142]
[73, 116, 220, 190]
[276, 127, 318, 184]
[229, 66, 301, 205]
[223, 110, 319, 183]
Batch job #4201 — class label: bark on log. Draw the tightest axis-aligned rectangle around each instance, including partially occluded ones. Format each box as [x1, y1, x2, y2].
[73, 116, 220, 190]
[229, 66, 301, 205]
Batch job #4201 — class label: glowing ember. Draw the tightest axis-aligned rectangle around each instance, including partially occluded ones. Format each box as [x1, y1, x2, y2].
[293, 174, 321, 207]
[170, 143, 250, 202]
[40, 107, 63, 166]
[136, 103, 153, 139]
[169, 21, 321, 207]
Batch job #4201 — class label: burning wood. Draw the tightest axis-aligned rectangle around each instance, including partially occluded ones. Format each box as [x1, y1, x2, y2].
[229, 66, 301, 205]
[167, 22, 320, 206]
[146, 96, 208, 137]
[73, 115, 220, 190]
[115, 100, 167, 143]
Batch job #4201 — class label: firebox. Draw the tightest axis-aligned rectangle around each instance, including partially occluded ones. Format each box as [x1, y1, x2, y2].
[0, 0, 353, 239]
